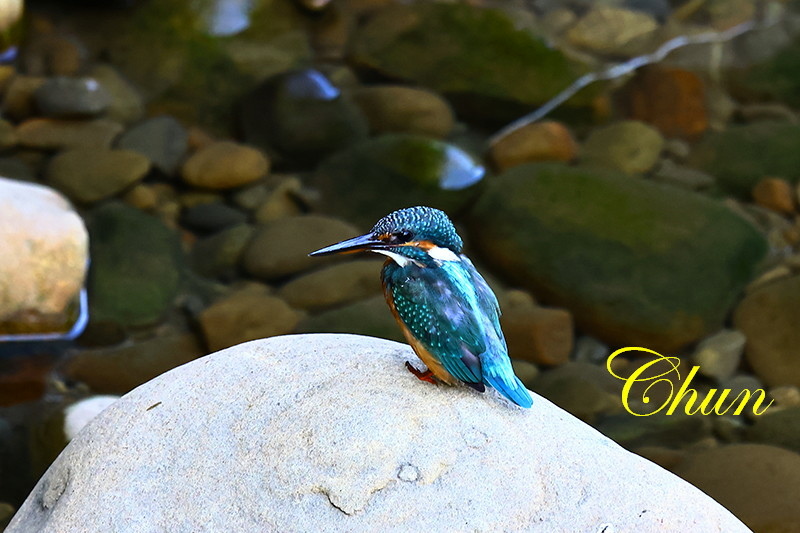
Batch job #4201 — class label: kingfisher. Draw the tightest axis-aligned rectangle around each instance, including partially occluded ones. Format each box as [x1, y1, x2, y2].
[309, 206, 533, 408]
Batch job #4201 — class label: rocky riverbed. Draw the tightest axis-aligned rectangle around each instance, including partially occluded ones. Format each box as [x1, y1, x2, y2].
[2, 0, 800, 530]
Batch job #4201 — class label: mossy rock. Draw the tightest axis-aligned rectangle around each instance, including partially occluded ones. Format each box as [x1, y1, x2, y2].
[469, 163, 767, 351]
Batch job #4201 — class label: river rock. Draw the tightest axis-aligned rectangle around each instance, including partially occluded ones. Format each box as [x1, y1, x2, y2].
[116, 115, 188, 176]
[278, 260, 383, 311]
[5, 335, 749, 532]
[469, 163, 767, 351]
[2, 75, 46, 120]
[63, 333, 204, 394]
[16, 118, 123, 150]
[89, 64, 145, 125]
[734, 274, 800, 387]
[581, 120, 664, 174]
[619, 65, 708, 140]
[689, 121, 800, 198]
[242, 214, 360, 280]
[0, 178, 87, 334]
[34, 77, 111, 118]
[352, 85, 455, 138]
[500, 290, 574, 367]
[86, 203, 183, 328]
[239, 68, 367, 163]
[350, 2, 592, 119]
[489, 121, 578, 172]
[46, 148, 151, 204]
[190, 223, 254, 280]
[311, 134, 484, 228]
[752, 176, 796, 214]
[296, 295, 403, 342]
[182, 141, 269, 190]
[673, 444, 800, 531]
[691, 329, 746, 382]
[745, 406, 800, 453]
[566, 6, 658, 55]
[199, 284, 302, 352]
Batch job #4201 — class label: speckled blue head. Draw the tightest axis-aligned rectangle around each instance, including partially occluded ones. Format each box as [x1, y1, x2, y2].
[372, 206, 463, 253]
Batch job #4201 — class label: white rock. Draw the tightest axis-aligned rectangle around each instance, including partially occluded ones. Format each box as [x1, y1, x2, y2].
[8, 335, 749, 532]
[0, 177, 88, 324]
[693, 329, 746, 382]
[64, 395, 120, 441]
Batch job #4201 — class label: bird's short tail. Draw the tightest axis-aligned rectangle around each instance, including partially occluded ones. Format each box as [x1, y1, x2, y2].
[483, 374, 533, 408]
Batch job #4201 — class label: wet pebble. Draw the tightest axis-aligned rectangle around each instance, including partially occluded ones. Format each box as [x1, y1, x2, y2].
[691, 329, 746, 382]
[489, 121, 578, 172]
[566, 6, 658, 55]
[116, 116, 188, 176]
[752, 176, 796, 214]
[181, 202, 248, 233]
[500, 290, 574, 367]
[278, 260, 383, 311]
[47, 148, 151, 204]
[242, 215, 359, 280]
[89, 64, 145, 125]
[199, 284, 302, 352]
[190, 224, 254, 280]
[34, 77, 111, 118]
[182, 141, 269, 190]
[17, 118, 123, 150]
[581, 120, 664, 174]
[2, 75, 46, 120]
[352, 85, 455, 139]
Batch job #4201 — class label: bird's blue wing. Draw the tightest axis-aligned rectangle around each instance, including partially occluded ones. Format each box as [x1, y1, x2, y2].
[384, 258, 533, 408]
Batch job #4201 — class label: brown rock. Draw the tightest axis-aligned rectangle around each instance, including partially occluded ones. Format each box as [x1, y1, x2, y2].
[735, 274, 800, 387]
[490, 121, 578, 172]
[673, 444, 800, 531]
[0, 353, 56, 407]
[566, 6, 658, 55]
[278, 260, 383, 311]
[752, 177, 796, 214]
[46, 148, 151, 204]
[182, 141, 269, 190]
[243, 215, 360, 280]
[63, 333, 204, 394]
[620, 65, 708, 140]
[17, 118, 123, 150]
[199, 284, 302, 352]
[353, 85, 455, 139]
[500, 290, 574, 366]
[2, 75, 46, 120]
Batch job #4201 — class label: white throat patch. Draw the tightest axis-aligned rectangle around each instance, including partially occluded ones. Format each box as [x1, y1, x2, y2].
[427, 245, 460, 262]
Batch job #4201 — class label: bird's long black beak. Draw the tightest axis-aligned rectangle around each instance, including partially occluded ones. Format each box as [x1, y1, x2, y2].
[308, 233, 386, 257]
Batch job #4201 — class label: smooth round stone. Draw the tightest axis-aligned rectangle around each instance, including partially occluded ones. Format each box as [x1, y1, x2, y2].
[2, 75, 46, 120]
[88, 64, 145, 125]
[116, 116, 188, 176]
[0, 118, 17, 149]
[566, 6, 658, 55]
[734, 274, 800, 387]
[180, 202, 247, 233]
[278, 260, 383, 311]
[746, 407, 800, 453]
[673, 444, 800, 531]
[64, 333, 203, 394]
[352, 85, 455, 138]
[312, 134, 484, 228]
[752, 176, 796, 214]
[239, 68, 368, 162]
[531, 363, 622, 421]
[47, 148, 151, 204]
[489, 120, 578, 172]
[182, 141, 269, 190]
[0, 178, 87, 334]
[295, 295, 404, 342]
[242, 215, 359, 280]
[5, 335, 749, 532]
[190, 223, 254, 280]
[199, 285, 302, 352]
[500, 291, 574, 367]
[581, 120, 664, 174]
[691, 329, 746, 382]
[253, 176, 305, 222]
[34, 77, 111, 118]
[16, 118, 124, 150]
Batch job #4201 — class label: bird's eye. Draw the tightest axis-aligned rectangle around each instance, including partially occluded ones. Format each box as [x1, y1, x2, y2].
[389, 230, 413, 244]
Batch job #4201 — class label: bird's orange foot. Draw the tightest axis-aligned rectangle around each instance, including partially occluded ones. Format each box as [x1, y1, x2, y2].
[405, 361, 438, 385]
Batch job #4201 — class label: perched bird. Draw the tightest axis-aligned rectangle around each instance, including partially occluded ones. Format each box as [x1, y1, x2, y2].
[309, 206, 533, 408]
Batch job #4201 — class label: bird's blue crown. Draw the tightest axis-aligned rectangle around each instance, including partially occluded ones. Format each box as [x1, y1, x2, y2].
[371, 207, 463, 253]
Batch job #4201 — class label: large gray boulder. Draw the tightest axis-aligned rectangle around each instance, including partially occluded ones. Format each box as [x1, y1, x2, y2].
[8, 334, 748, 532]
